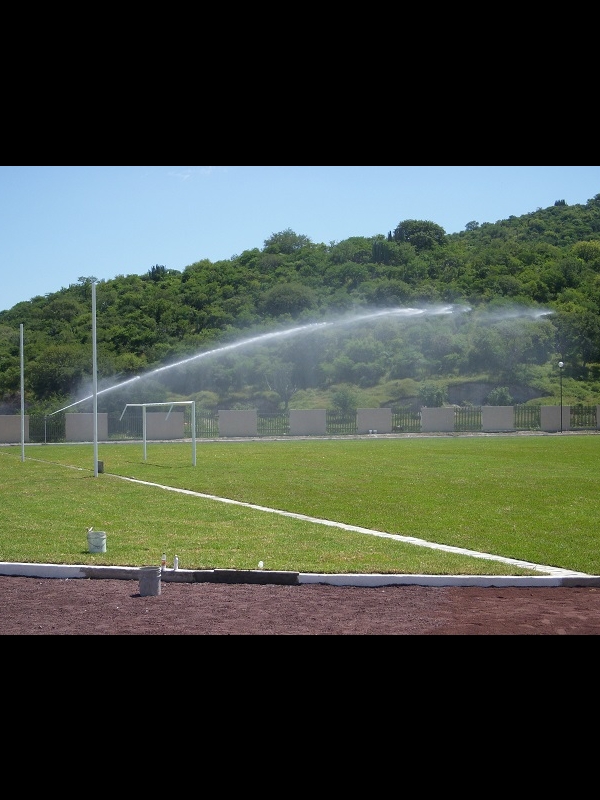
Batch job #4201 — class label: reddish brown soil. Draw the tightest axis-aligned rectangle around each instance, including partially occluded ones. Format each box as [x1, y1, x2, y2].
[2, 576, 600, 635]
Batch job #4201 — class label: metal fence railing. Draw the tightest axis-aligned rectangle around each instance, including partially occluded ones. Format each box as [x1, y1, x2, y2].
[29, 414, 66, 443]
[194, 413, 219, 439]
[257, 413, 289, 436]
[392, 408, 422, 433]
[571, 404, 597, 429]
[514, 404, 541, 430]
[455, 406, 483, 432]
[325, 411, 357, 436]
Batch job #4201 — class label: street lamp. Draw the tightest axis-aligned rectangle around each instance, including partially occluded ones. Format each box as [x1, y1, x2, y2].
[558, 361, 564, 433]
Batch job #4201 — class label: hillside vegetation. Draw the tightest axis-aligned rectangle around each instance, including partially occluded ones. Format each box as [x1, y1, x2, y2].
[2, 195, 600, 415]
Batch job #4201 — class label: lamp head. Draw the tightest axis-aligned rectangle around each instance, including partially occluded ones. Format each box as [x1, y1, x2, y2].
[558, 361, 564, 369]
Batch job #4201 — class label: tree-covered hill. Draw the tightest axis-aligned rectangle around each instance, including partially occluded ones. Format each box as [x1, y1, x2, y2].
[2, 194, 600, 415]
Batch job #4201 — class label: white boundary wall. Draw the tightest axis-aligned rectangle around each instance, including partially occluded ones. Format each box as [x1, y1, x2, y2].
[481, 406, 515, 432]
[541, 406, 571, 433]
[218, 410, 258, 437]
[65, 413, 108, 442]
[0, 416, 29, 443]
[2, 405, 599, 442]
[290, 410, 327, 436]
[356, 408, 392, 435]
[145, 412, 185, 440]
[421, 407, 455, 432]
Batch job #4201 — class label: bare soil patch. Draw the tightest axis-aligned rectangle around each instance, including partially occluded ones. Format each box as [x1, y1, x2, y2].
[2, 576, 600, 635]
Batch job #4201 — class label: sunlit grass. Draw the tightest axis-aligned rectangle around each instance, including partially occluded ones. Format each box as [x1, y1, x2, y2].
[1, 434, 599, 575]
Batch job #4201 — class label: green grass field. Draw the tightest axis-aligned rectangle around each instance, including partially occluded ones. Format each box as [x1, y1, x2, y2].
[1, 435, 599, 576]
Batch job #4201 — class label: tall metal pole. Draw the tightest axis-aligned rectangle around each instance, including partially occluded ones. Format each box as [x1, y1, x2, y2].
[92, 282, 99, 476]
[558, 361, 564, 433]
[20, 324, 25, 462]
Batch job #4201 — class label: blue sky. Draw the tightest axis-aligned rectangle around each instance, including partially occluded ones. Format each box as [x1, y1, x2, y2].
[1, 165, 599, 313]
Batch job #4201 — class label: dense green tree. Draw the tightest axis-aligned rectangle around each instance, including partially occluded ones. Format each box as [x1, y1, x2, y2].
[418, 383, 448, 407]
[27, 344, 90, 398]
[264, 361, 298, 411]
[331, 386, 358, 414]
[329, 237, 374, 265]
[259, 283, 316, 318]
[485, 387, 514, 405]
[393, 220, 446, 251]
[572, 240, 600, 266]
[263, 229, 312, 254]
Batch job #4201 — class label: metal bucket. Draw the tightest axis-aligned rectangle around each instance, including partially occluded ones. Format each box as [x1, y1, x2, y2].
[139, 566, 161, 597]
[87, 531, 107, 553]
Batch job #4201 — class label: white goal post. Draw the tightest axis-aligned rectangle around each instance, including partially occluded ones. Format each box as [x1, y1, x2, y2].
[120, 402, 196, 466]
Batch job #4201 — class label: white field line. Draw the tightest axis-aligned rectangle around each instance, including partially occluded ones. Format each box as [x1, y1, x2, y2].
[111, 474, 590, 578]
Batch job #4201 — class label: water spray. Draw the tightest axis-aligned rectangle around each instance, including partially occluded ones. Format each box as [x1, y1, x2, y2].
[49, 375, 143, 416]
[46, 303, 551, 417]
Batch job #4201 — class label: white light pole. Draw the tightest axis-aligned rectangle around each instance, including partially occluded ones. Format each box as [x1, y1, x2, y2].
[92, 281, 99, 476]
[20, 324, 25, 462]
[558, 361, 564, 433]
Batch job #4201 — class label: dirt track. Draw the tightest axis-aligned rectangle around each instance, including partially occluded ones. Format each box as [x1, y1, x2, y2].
[2, 576, 600, 635]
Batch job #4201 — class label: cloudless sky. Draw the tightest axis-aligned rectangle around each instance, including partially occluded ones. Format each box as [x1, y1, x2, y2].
[1, 166, 599, 313]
